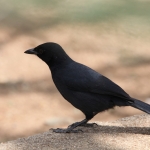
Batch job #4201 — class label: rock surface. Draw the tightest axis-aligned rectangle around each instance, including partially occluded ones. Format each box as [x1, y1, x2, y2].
[0, 114, 150, 150]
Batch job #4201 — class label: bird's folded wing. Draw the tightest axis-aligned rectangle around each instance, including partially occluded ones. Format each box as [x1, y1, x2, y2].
[90, 75, 130, 98]
[66, 74, 130, 99]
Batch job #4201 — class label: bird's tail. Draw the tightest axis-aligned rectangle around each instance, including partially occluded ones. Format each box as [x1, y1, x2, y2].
[128, 98, 150, 114]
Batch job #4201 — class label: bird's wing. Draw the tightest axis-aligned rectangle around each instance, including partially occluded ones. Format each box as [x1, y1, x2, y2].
[89, 75, 130, 98]
[64, 63, 130, 99]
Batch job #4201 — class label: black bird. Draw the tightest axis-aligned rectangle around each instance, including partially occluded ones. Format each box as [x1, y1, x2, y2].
[24, 42, 150, 133]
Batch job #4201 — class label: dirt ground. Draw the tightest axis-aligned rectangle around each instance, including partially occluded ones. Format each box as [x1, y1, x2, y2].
[0, 25, 150, 142]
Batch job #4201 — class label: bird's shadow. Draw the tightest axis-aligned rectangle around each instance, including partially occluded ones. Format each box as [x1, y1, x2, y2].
[78, 125, 150, 135]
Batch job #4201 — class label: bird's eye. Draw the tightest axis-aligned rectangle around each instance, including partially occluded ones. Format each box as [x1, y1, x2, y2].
[38, 49, 45, 54]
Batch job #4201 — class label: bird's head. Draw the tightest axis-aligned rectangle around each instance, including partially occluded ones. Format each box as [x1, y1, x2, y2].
[24, 42, 70, 66]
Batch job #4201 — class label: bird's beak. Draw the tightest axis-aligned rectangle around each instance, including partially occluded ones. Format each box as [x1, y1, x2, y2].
[24, 49, 38, 55]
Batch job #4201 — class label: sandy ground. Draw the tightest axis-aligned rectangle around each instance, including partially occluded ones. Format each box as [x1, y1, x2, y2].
[0, 25, 150, 142]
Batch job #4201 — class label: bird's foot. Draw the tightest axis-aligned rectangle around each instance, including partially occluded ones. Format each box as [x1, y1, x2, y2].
[51, 119, 89, 133]
[52, 128, 83, 133]
[79, 122, 98, 127]
[68, 122, 98, 128]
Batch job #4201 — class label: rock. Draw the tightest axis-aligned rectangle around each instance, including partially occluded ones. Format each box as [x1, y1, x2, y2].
[0, 114, 150, 150]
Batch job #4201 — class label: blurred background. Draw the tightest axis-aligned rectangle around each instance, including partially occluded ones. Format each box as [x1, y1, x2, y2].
[0, 0, 150, 142]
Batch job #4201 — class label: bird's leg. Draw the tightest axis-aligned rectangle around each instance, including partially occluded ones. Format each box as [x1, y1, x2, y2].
[52, 119, 89, 133]
[78, 112, 98, 127]
[52, 114, 96, 133]
[68, 119, 89, 128]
